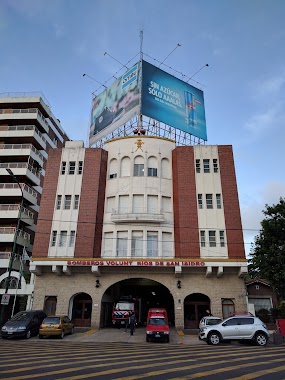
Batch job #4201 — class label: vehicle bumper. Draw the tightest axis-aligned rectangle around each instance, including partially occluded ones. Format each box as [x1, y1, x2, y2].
[1, 330, 27, 338]
[39, 329, 62, 336]
[146, 332, 169, 341]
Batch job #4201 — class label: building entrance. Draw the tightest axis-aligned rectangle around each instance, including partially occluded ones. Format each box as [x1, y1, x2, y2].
[184, 293, 210, 329]
[72, 293, 92, 327]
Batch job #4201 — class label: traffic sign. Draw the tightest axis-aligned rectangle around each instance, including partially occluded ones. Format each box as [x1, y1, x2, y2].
[1, 294, 10, 305]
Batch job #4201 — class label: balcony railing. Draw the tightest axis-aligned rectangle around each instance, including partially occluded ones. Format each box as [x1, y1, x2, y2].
[0, 108, 49, 129]
[0, 183, 38, 199]
[0, 227, 31, 241]
[0, 125, 46, 143]
[0, 92, 51, 107]
[0, 204, 34, 219]
[0, 252, 11, 259]
[0, 143, 44, 161]
[0, 162, 41, 178]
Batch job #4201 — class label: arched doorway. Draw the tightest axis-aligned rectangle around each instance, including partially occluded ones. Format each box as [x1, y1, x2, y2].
[44, 296, 57, 315]
[71, 293, 92, 327]
[184, 293, 210, 329]
[100, 278, 174, 328]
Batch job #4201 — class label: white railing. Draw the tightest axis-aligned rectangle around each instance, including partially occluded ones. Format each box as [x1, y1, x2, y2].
[113, 208, 162, 214]
[0, 227, 31, 240]
[0, 183, 38, 199]
[147, 250, 158, 257]
[131, 249, 143, 257]
[0, 204, 34, 218]
[0, 92, 51, 107]
[0, 108, 49, 128]
[0, 143, 44, 161]
[0, 162, 41, 178]
[0, 125, 47, 143]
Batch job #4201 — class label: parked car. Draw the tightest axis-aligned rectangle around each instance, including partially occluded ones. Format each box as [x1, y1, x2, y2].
[199, 315, 269, 346]
[39, 315, 74, 339]
[146, 308, 169, 342]
[199, 316, 222, 329]
[1, 310, 47, 339]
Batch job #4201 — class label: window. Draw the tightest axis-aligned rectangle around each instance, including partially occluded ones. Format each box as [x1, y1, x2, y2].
[109, 158, 118, 179]
[51, 231, 57, 247]
[147, 232, 158, 257]
[106, 196, 115, 213]
[203, 159, 210, 173]
[78, 161, 83, 174]
[206, 194, 213, 209]
[209, 231, 216, 247]
[147, 195, 158, 213]
[222, 299, 235, 319]
[162, 232, 172, 257]
[148, 156, 158, 177]
[134, 163, 144, 177]
[119, 195, 129, 214]
[148, 167, 157, 177]
[133, 195, 144, 213]
[109, 173, 117, 179]
[121, 157, 131, 177]
[213, 159, 218, 173]
[69, 231, 75, 247]
[56, 195, 62, 210]
[162, 197, 171, 213]
[61, 162, 66, 175]
[216, 194, 222, 209]
[131, 231, 143, 257]
[68, 161, 76, 175]
[74, 195, 79, 210]
[117, 231, 128, 257]
[200, 231, 206, 247]
[64, 195, 72, 210]
[196, 159, 200, 173]
[219, 230, 225, 247]
[59, 231, 67, 247]
[198, 194, 203, 209]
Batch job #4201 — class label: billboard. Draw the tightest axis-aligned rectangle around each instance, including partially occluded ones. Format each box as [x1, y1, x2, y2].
[89, 62, 141, 146]
[141, 60, 207, 140]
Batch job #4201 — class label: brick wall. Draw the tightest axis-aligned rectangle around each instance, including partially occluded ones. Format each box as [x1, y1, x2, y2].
[32, 149, 62, 258]
[74, 149, 108, 258]
[218, 145, 245, 259]
[172, 146, 200, 258]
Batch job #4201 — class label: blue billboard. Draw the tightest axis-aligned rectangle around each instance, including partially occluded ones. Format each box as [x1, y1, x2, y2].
[141, 60, 207, 140]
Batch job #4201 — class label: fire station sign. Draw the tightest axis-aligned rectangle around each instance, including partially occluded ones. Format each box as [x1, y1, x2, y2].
[67, 260, 205, 267]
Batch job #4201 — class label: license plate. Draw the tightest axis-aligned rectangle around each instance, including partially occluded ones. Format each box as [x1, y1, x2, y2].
[8, 332, 13, 335]
[155, 334, 160, 338]
[121, 321, 125, 324]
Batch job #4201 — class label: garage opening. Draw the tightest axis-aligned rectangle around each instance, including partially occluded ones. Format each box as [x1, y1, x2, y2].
[184, 293, 210, 329]
[100, 278, 174, 328]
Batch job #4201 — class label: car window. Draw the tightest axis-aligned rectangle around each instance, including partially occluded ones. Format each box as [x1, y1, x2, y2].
[239, 317, 254, 325]
[11, 313, 31, 321]
[223, 318, 239, 326]
[43, 317, 60, 324]
[207, 318, 222, 325]
[148, 318, 166, 325]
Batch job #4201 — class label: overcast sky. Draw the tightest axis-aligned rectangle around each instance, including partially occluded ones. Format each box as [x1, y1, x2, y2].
[1, 0, 284, 256]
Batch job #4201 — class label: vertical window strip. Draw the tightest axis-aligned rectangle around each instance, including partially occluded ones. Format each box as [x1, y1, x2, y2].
[69, 231, 75, 247]
[206, 194, 213, 209]
[61, 162, 66, 175]
[220, 231, 225, 247]
[200, 230, 205, 247]
[213, 159, 219, 173]
[203, 159, 210, 173]
[216, 194, 222, 209]
[209, 231, 216, 247]
[64, 195, 72, 210]
[56, 195, 62, 210]
[78, 161, 83, 175]
[198, 194, 203, 209]
[68, 161, 76, 175]
[51, 231, 57, 247]
[196, 159, 200, 173]
[74, 195, 79, 210]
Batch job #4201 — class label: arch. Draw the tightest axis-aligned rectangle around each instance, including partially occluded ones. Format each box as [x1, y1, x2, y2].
[147, 156, 158, 177]
[100, 277, 175, 328]
[109, 158, 118, 179]
[184, 293, 211, 329]
[0, 271, 27, 291]
[121, 156, 131, 177]
[222, 298, 235, 319]
[70, 292, 92, 327]
[161, 158, 171, 179]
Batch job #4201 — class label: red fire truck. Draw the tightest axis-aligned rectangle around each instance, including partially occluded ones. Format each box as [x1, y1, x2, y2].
[112, 297, 142, 328]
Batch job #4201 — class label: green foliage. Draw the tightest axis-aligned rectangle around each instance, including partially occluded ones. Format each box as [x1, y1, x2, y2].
[249, 198, 285, 300]
[256, 308, 270, 323]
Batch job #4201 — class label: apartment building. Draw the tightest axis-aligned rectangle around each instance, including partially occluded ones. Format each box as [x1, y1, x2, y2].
[0, 93, 69, 322]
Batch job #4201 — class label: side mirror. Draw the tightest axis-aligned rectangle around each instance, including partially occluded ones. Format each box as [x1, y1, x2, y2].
[222, 322, 227, 326]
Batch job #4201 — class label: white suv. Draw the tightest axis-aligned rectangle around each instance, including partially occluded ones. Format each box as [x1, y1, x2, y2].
[199, 316, 269, 346]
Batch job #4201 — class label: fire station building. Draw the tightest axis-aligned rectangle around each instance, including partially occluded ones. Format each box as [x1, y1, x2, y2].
[31, 136, 248, 329]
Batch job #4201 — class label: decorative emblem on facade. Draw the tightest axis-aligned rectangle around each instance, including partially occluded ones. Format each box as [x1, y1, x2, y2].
[135, 139, 144, 152]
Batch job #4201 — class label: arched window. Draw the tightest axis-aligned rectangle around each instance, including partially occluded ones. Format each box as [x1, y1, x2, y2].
[147, 156, 158, 177]
[222, 299, 235, 319]
[44, 296, 57, 315]
[109, 158, 118, 179]
[121, 156, 130, 177]
[134, 156, 144, 177]
[161, 158, 171, 179]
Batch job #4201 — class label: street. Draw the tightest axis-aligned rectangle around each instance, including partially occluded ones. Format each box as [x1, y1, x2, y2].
[0, 328, 285, 379]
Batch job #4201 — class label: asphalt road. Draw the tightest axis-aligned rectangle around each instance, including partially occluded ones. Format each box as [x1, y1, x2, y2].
[0, 328, 284, 379]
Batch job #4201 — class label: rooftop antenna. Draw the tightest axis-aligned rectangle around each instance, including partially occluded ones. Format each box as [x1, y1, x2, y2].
[186, 64, 209, 83]
[158, 43, 181, 68]
[140, 30, 143, 60]
[83, 73, 107, 88]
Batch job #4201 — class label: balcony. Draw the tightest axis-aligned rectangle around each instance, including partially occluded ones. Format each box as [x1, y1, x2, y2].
[0, 183, 38, 206]
[0, 162, 41, 186]
[0, 251, 11, 268]
[0, 143, 44, 167]
[0, 108, 49, 133]
[0, 227, 31, 248]
[0, 204, 34, 225]
[111, 209, 164, 223]
[0, 125, 47, 150]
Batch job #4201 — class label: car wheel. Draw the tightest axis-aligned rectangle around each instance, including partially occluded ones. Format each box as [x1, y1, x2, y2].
[39, 335, 43, 339]
[207, 332, 221, 345]
[60, 330, 64, 339]
[70, 327, 74, 335]
[255, 332, 268, 346]
[26, 330, 31, 339]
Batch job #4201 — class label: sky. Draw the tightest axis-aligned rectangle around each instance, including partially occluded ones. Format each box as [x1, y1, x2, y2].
[0, 0, 284, 256]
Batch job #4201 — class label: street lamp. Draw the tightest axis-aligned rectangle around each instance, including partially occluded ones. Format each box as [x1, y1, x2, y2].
[0, 168, 24, 326]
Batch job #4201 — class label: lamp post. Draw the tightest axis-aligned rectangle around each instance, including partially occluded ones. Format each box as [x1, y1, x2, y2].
[0, 168, 24, 326]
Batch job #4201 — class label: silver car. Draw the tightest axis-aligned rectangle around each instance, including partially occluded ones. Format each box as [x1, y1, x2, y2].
[199, 316, 269, 346]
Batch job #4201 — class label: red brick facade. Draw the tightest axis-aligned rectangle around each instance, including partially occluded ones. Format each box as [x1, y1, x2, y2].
[218, 145, 245, 259]
[74, 149, 108, 258]
[32, 149, 62, 258]
[172, 146, 200, 258]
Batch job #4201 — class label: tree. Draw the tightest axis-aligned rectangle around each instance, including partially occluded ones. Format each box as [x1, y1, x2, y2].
[248, 197, 285, 300]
